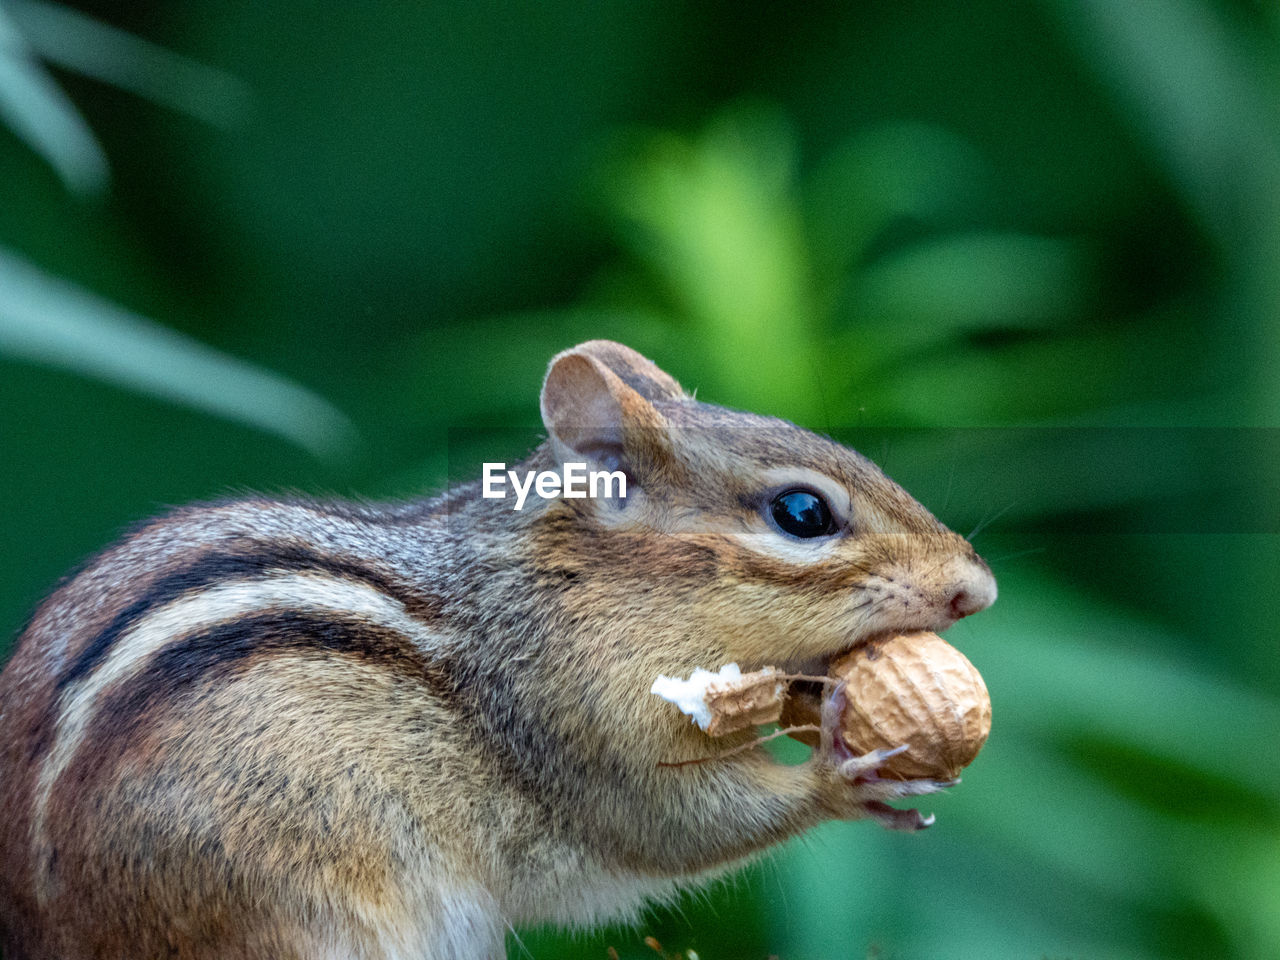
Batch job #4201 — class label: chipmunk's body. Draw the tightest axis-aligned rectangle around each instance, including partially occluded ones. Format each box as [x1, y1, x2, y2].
[0, 341, 995, 959]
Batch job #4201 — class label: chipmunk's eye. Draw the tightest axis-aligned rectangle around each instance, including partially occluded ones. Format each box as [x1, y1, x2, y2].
[769, 488, 838, 539]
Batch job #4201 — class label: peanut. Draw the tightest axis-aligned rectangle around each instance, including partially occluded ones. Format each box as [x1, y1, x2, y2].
[787, 632, 991, 781]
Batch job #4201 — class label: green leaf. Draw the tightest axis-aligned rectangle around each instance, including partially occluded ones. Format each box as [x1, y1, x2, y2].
[804, 121, 990, 289]
[0, 2, 107, 194]
[843, 232, 1094, 345]
[0, 248, 357, 460]
[6, 0, 252, 128]
[595, 106, 824, 422]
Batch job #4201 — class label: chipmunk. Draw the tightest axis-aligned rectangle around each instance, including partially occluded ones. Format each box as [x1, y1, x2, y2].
[0, 340, 996, 959]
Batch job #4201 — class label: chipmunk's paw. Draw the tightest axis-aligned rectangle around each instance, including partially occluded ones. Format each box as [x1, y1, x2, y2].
[815, 682, 954, 832]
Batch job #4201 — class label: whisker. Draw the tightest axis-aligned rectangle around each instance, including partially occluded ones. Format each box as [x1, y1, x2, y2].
[984, 545, 1048, 566]
[967, 499, 1022, 541]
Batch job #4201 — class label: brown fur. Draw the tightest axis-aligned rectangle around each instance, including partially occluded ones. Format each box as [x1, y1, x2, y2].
[0, 341, 995, 959]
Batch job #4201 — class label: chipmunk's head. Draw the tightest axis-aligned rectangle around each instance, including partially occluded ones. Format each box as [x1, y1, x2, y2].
[537, 340, 995, 682]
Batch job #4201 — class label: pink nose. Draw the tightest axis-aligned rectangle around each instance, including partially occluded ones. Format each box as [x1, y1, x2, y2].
[946, 563, 998, 620]
[949, 588, 984, 619]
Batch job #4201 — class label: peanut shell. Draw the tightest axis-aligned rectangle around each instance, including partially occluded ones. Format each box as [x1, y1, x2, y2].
[832, 632, 990, 780]
[702, 668, 785, 736]
[782, 632, 991, 780]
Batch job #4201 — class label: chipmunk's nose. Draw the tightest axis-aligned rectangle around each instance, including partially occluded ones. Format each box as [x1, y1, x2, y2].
[946, 561, 998, 620]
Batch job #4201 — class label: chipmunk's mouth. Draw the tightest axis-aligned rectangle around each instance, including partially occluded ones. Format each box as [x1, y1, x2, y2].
[780, 618, 948, 690]
[776, 632, 895, 716]
[770, 626, 930, 749]
[772, 641, 871, 746]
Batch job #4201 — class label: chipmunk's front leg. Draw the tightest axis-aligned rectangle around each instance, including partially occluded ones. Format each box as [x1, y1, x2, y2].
[644, 691, 955, 873]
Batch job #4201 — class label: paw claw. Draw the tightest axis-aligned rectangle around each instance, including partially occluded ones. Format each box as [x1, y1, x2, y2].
[862, 801, 935, 831]
[890, 777, 955, 797]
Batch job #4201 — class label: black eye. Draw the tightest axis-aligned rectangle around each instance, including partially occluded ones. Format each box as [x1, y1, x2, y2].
[769, 489, 838, 539]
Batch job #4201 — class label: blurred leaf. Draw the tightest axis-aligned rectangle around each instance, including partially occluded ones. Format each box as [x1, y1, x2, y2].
[0, 248, 357, 459]
[1047, 0, 1280, 252]
[588, 106, 1121, 432]
[397, 308, 675, 423]
[597, 104, 825, 423]
[847, 233, 1093, 335]
[956, 568, 1279, 956]
[856, 309, 1203, 424]
[1046, 0, 1280, 421]
[983, 624, 1280, 802]
[804, 121, 991, 291]
[5, 0, 252, 128]
[0, 0, 107, 194]
[839, 427, 1254, 536]
[1197, 824, 1280, 960]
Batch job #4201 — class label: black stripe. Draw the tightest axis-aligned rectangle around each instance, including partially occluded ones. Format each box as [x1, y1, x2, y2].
[94, 610, 456, 735]
[57, 545, 432, 694]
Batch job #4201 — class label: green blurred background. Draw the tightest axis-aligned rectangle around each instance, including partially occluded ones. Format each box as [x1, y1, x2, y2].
[2, 1, 1278, 957]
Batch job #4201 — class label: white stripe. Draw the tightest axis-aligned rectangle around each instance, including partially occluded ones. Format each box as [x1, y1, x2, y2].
[34, 571, 431, 900]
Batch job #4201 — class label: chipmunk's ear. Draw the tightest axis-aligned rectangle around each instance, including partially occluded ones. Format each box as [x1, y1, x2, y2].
[540, 342, 676, 479]
[563, 341, 687, 402]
